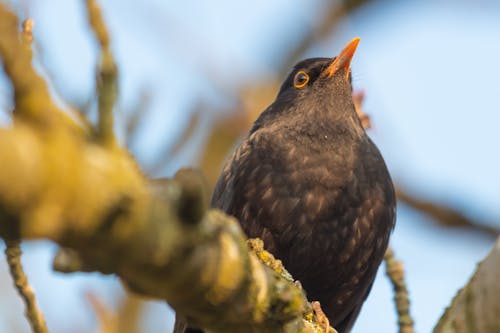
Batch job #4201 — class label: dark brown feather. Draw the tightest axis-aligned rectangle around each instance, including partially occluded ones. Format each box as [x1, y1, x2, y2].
[176, 57, 396, 333]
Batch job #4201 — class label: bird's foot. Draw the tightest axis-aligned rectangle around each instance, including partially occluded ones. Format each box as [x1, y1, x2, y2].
[311, 301, 331, 333]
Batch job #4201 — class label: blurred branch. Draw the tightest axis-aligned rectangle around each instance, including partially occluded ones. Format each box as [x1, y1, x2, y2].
[116, 293, 144, 333]
[1, 17, 49, 333]
[3, 237, 49, 333]
[124, 90, 151, 147]
[384, 247, 414, 333]
[148, 105, 202, 175]
[199, 83, 277, 187]
[434, 236, 500, 333]
[87, 292, 117, 333]
[86, 0, 118, 146]
[396, 187, 500, 238]
[0, 3, 333, 332]
[279, 0, 374, 75]
[353, 89, 371, 129]
[0, 5, 79, 131]
[27, 25, 94, 132]
[87, 291, 144, 333]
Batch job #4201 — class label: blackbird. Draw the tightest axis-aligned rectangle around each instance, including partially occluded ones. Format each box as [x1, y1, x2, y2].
[177, 38, 396, 333]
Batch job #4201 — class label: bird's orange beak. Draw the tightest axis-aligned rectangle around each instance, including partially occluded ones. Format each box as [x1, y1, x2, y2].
[321, 37, 360, 80]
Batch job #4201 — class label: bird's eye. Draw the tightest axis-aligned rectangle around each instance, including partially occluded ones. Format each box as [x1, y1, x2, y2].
[293, 71, 310, 89]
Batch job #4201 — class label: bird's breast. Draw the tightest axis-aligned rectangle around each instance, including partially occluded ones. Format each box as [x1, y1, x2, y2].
[211, 126, 395, 330]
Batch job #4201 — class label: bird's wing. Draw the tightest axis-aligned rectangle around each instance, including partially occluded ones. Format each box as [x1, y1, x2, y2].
[211, 136, 284, 254]
[334, 279, 375, 333]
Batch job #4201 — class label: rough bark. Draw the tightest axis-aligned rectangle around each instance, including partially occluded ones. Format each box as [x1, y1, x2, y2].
[434, 236, 500, 333]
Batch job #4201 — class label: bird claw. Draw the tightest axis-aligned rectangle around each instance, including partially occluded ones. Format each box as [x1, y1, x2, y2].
[312, 301, 332, 333]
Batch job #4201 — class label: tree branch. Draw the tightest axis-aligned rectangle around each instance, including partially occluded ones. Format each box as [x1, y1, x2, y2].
[433, 236, 500, 333]
[384, 247, 414, 333]
[0, 6, 79, 131]
[397, 187, 499, 238]
[278, 0, 374, 76]
[0, 3, 331, 332]
[1, 16, 49, 333]
[3, 237, 49, 333]
[86, 0, 118, 146]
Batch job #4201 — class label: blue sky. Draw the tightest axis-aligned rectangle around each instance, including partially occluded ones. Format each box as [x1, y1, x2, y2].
[1, 1, 500, 332]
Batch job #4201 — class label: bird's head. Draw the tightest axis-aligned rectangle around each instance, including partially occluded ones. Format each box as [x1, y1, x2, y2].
[253, 38, 362, 134]
[278, 38, 359, 96]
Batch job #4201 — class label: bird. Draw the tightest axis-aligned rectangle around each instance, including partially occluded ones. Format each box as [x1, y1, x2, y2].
[177, 38, 396, 333]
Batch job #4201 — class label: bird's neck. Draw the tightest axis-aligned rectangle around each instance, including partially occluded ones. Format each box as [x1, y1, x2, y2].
[294, 109, 365, 143]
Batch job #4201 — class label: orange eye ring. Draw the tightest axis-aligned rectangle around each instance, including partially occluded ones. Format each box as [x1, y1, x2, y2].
[293, 71, 310, 89]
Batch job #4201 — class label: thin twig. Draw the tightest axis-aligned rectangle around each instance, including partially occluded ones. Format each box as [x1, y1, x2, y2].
[4, 238, 49, 333]
[85, 0, 118, 146]
[279, 0, 374, 76]
[353, 89, 371, 129]
[116, 292, 144, 333]
[26, 21, 94, 133]
[125, 89, 151, 148]
[86, 292, 118, 333]
[384, 247, 414, 333]
[0, 8, 56, 124]
[148, 106, 202, 175]
[397, 187, 499, 238]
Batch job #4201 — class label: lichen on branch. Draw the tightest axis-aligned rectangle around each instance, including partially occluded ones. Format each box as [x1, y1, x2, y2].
[0, 3, 329, 332]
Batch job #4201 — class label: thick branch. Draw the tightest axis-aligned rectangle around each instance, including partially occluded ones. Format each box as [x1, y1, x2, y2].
[433, 236, 500, 333]
[0, 120, 319, 331]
